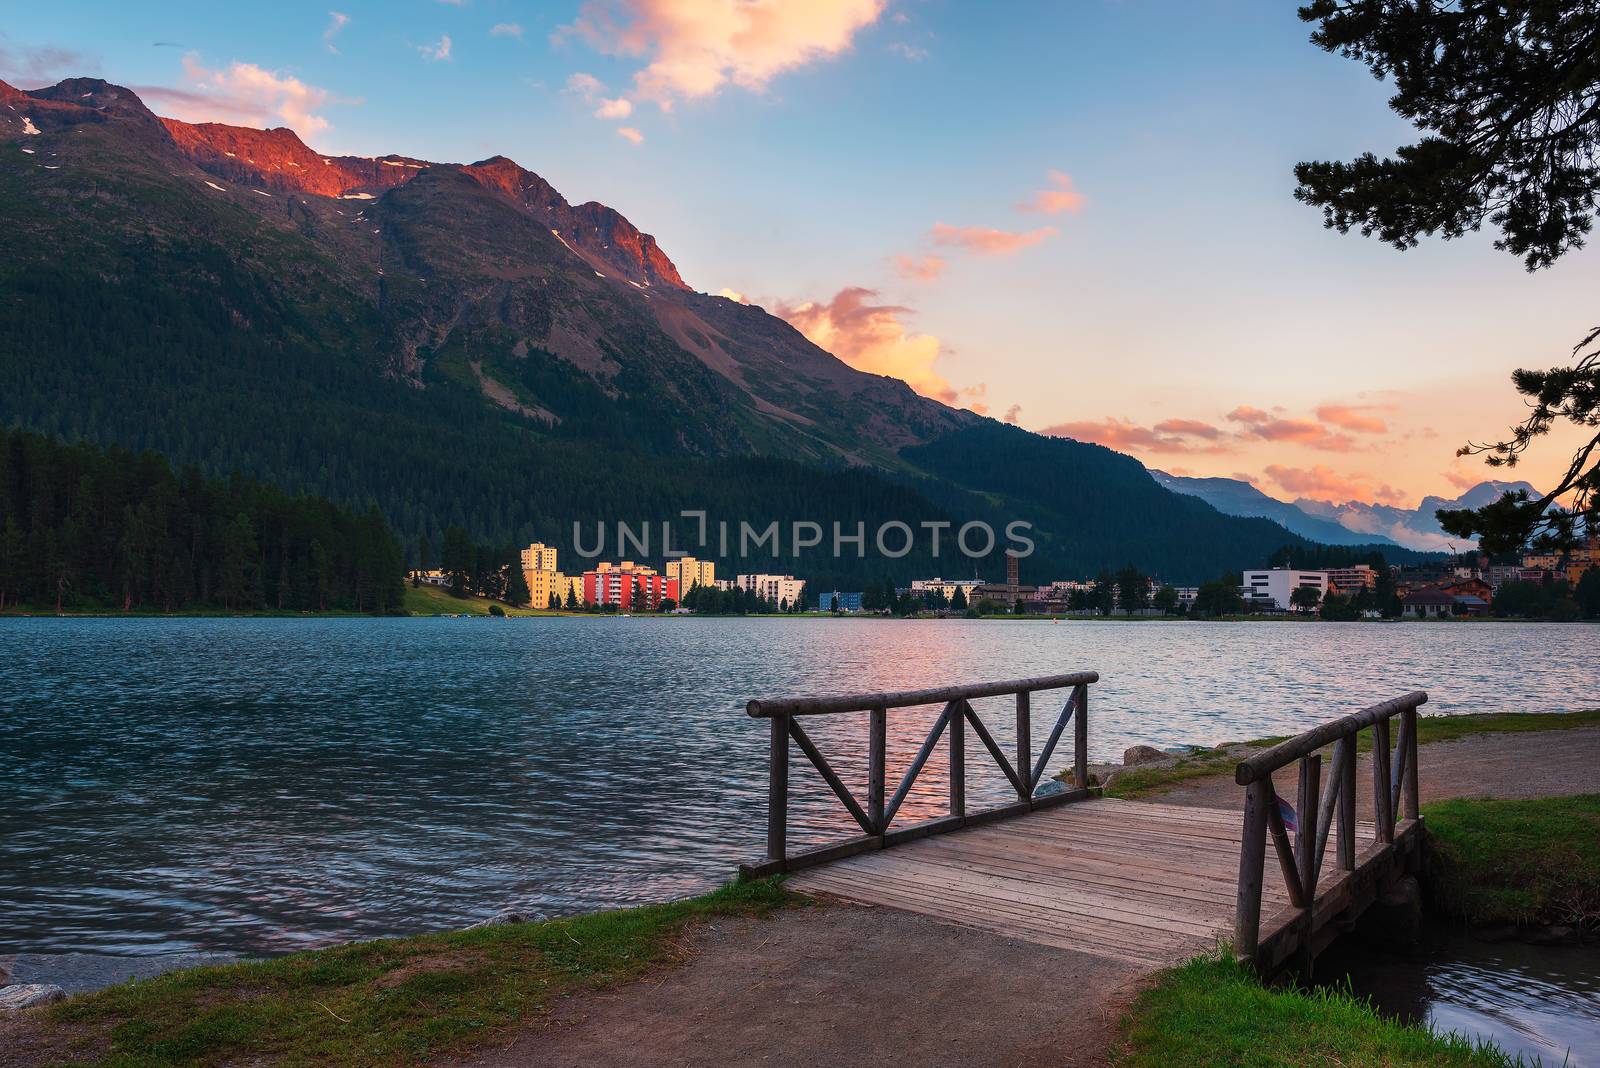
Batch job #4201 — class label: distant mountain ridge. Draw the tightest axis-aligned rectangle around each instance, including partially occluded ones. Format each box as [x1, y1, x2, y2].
[1149, 471, 1395, 547]
[0, 75, 1411, 584]
[1153, 471, 1535, 552]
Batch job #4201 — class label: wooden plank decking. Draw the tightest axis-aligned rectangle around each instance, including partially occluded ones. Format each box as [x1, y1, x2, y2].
[789, 797, 1362, 969]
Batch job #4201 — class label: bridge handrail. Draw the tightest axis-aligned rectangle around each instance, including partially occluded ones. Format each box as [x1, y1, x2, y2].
[1233, 690, 1428, 971]
[1234, 691, 1429, 784]
[740, 671, 1098, 880]
[746, 671, 1100, 718]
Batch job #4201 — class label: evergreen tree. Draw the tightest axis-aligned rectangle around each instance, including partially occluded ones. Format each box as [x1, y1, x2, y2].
[505, 562, 532, 607]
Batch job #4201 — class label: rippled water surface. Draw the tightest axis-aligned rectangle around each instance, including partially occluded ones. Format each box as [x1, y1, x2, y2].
[1323, 927, 1600, 1067]
[2, 617, 1595, 956]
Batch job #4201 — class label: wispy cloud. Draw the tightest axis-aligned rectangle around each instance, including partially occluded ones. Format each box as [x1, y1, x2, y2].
[323, 12, 350, 54]
[1314, 403, 1390, 434]
[1225, 406, 1357, 452]
[418, 35, 452, 62]
[0, 38, 95, 86]
[1041, 417, 1236, 455]
[138, 53, 339, 140]
[1263, 464, 1406, 505]
[617, 125, 643, 143]
[566, 70, 637, 128]
[894, 254, 946, 282]
[559, 0, 887, 109]
[490, 23, 524, 40]
[1015, 170, 1084, 215]
[930, 222, 1057, 256]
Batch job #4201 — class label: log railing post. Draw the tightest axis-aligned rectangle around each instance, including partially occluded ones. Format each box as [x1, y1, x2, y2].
[1401, 706, 1420, 822]
[1235, 778, 1270, 967]
[767, 713, 789, 865]
[948, 700, 966, 818]
[1336, 735, 1356, 871]
[1296, 755, 1321, 902]
[1016, 690, 1032, 796]
[1073, 683, 1089, 790]
[868, 705, 886, 833]
[1372, 716, 1394, 844]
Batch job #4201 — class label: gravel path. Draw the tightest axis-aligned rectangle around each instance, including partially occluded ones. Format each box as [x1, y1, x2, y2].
[468, 723, 1600, 1067]
[1152, 724, 1600, 815]
[461, 905, 1139, 1068]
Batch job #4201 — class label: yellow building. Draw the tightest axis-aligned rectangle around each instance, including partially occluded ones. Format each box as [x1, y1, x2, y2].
[520, 542, 559, 573]
[666, 556, 716, 595]
[525, 567, 582, 610]
[519, 542, 582, 609]
[1522, 537, 1599, 584]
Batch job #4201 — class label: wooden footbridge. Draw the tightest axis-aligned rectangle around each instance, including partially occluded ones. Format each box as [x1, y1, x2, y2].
[740, 672, 1427, 974]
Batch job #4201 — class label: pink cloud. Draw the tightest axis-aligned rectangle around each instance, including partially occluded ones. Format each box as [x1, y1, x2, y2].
[1225, 405, 1271, 425]
[1015, 170, 1085, 215]
[561, 0, 887, 108]
[1153, 418, 1224, 440]
[138, 54, 340, 141]
[1315, 403, 1389, 434]
[930, 222, 1057, 256]
[1262, 464, 1407, 505]
[1040, 417, 1236, 455]
[1226, 406, 1357, 452]
[776, 286, 976, 408]
[894, 253, 946, 282]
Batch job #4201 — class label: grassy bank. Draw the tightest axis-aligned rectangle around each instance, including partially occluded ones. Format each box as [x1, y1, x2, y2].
[400, 584, 578, 617]
[1118, 954, 1513, 1067]
[1092, 710, 1600, 800]
[17, 879, 788, 1067]
[1425, 794, 1600, 928]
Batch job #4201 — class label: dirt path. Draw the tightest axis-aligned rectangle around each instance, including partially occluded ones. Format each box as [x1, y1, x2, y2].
[459, 905, 1139, 1068]
[1152, 724, 1600, 815]
[463, 725, 1600, 1068]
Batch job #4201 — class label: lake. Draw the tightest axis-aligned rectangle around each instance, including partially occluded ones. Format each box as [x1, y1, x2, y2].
[2, 616, 1595, 958]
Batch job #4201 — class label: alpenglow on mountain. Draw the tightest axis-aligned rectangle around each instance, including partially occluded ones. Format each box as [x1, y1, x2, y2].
[0, 77, 1420, 584]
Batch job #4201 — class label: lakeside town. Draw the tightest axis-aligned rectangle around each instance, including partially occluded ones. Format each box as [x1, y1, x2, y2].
[412, 536, 1600, 620]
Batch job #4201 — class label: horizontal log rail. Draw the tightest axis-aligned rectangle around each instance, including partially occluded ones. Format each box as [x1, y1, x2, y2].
[740, 672, 1099, 879]
[1232, 691, 1427, 971]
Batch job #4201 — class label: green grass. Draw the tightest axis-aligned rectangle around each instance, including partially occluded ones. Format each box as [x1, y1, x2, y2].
[1087, 710, 1600, 801]
[1424, 794, 1600, 927]
[33, 879, 789, 1067]
[1094, 739, 1285, 800]
[1411, 709, 1600, 746]
[401, 584, 578, 618]
[1118, 953, 1515, 1067]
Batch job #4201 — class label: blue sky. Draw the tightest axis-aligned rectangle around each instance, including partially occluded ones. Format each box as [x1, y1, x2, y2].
[4, 1, 1594, 505]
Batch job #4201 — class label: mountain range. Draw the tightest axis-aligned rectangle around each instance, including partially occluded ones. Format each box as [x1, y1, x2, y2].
[0, 77, 1436, 585]
[1151, 472, 1535, 552]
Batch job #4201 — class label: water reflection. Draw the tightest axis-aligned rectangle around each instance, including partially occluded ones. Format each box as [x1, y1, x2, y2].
[1320, 928, 1600, 1066]
[2, 617, 1596, 957]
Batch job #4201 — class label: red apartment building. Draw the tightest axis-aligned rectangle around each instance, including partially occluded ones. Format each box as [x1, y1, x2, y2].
[582, 561, 680, 611]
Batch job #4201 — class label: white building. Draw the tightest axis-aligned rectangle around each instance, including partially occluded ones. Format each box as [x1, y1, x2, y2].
[1241, 568, 1329, 611]
[736, 573, 806, 607]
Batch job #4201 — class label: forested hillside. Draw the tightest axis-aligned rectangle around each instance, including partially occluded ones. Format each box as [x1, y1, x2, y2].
[0, 76, 1398, 586]
[0, 429, 406, 614]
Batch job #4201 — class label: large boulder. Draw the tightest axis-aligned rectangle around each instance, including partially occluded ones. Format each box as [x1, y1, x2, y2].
[1122, 745, 1166, 766]
[0, 984, 65, 1011]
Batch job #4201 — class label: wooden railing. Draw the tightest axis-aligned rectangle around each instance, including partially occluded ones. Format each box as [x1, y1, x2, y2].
[739, 671, 1099, 879]
[1232, 690, 1428, 970]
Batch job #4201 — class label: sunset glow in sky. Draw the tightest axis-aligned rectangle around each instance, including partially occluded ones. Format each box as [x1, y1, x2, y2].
[5, 0, 1594, 507]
